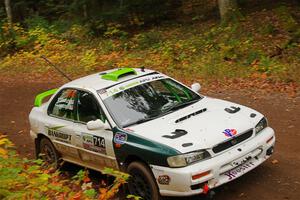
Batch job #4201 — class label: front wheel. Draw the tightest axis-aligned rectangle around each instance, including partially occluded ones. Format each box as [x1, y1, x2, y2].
[127, 161, 160, 200]
[39, 137, 60, 168]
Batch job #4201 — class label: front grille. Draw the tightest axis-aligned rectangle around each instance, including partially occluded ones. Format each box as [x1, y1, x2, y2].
[212, 130, 253, 154]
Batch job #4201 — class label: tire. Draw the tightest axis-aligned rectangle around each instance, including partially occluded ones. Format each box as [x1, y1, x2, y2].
[127, 161, 160, 200]
[39, 137, 60, 168]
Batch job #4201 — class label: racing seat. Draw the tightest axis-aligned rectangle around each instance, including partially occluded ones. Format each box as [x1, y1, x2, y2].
[77, 93, 100, 123]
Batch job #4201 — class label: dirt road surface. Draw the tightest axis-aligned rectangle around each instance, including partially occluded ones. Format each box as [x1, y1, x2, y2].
[0, 79, 299, 200]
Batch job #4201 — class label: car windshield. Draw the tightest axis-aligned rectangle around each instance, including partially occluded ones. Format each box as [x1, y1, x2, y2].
[102, 78, 202, 127]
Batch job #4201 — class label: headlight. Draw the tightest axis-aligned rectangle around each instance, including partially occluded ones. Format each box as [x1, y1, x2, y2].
[255, 117, 268, 134]
[167, 150, 211, 167]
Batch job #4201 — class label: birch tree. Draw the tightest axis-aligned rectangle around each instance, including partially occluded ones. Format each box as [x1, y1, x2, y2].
[218, 0, 239, 22]
[4, 0, 13, 27]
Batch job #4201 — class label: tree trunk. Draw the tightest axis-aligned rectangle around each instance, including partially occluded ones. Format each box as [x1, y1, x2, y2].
[4, 0, 13, 26]
[218, 0, 239, 22]
[83, 3, 88, 19]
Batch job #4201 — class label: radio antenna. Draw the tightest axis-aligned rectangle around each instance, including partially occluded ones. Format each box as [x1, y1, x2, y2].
[41, 55, 72, 81]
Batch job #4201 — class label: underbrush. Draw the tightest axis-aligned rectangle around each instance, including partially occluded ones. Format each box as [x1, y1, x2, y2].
[0, 134, 138, 200]
[0, 4, 299, 84]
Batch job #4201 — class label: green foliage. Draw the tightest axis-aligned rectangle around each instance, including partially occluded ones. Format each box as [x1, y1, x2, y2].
[253, 56, 285, 75]
[246, 50, 261, 65]
[62, 24, 91, 43]
[274, 5, 298, 32]
[1, 1, 300, 83]
[28, 27, 51, 45]
[80, 49, 98, 71]
[98, 39, 117, 54]
[133, 31, 162, 49]
[24, 16, 50, 30]
[127, 194, 143, 200]
[104, 24, 128, 39]
[260, 23, 277, 35]
[0, 22, 22, 56]
[0, 134, 130, 200]
[0, 135, 69, 199]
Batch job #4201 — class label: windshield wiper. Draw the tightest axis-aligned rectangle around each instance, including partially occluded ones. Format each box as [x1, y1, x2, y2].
[124, 116, 158, 128]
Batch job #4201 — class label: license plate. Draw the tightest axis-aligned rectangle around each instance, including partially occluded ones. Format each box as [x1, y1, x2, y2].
[224, 161, 256, 181]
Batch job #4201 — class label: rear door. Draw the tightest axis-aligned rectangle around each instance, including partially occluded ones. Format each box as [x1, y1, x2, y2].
[73, 90, 118, 170]
[45, 88, 80, 160]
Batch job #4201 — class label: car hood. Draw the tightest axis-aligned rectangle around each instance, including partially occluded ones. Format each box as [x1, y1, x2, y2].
[126, 96, 263, 153]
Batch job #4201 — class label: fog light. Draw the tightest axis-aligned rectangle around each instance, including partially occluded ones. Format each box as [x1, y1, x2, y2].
[266, 146, 274, 156]
[192, 170, 210, 180]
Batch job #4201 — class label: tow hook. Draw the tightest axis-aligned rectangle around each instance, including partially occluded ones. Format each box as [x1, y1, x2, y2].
[203, 184, 216, 199]
[202, 184, 210, 194]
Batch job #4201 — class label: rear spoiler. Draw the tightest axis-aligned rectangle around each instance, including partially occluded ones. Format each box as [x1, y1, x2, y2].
[34, 88, 58, 107]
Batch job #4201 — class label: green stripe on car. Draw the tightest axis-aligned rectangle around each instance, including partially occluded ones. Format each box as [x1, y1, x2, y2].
[112, 127, 180, 167]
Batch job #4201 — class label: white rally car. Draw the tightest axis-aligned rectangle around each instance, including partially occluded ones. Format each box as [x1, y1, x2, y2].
[29, 68, 275, 200]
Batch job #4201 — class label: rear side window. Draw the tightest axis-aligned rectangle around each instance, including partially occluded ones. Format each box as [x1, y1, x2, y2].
[48, 89, 77, 120]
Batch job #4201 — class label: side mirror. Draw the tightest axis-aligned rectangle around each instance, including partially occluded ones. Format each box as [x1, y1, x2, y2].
[87, 119, 110, 130]
[191, 83, 201, 93]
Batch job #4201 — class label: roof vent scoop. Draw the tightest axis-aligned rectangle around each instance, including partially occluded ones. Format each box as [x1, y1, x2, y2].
[101, 68, 137, 81]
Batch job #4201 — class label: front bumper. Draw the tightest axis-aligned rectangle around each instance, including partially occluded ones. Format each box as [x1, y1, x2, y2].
[30, 130, 38, 140]
[151, 127, 275, 197]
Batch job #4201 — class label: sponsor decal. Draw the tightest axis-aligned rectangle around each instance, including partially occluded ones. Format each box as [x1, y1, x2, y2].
[46, 125, 65, 130]
[82, 133, 106, 154]
[66, 90, 76, 98]
[124, 128, 134, 132]
[47, 126, 71, 144]
[103, 74, 165, 98]
[56, 98, 75, 110]
[107, 81, 140, 96]
[139, 75, 164, 84]
[224, 106, 241, 114]
[114, 132, 127, 145]
[98, 89, 107, 94]
[223, 129, 237, 137]
[224, 161, 255, 180]
[163, 129, 188, 139]
[158, 175, 171, 185]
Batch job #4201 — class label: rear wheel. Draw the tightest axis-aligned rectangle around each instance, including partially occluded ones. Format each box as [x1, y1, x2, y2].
[127, 161, 160, 200]
[39, 137, 60, 168]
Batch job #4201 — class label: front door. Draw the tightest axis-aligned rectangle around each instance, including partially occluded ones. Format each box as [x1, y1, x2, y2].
[73, 90, 118, 170]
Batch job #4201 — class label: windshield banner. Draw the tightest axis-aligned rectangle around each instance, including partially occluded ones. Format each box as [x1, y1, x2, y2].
[98, 74, 166, 99]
